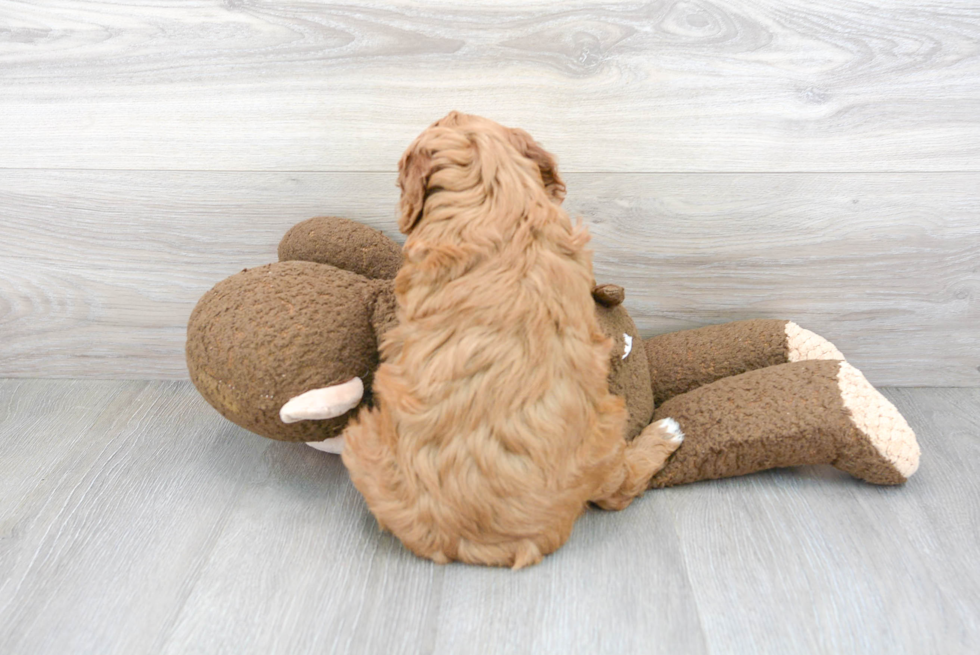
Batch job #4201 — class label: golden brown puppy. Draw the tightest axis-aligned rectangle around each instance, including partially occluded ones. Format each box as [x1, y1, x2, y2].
[342, 112, 683, 568]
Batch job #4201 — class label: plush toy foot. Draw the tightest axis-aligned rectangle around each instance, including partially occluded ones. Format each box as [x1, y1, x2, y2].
[648, 359, 920, 488]
[280, 377, 364, 424]
[784, 321, 844, 361]
[306, 436, 345, 454]
[833, 361, 919, 483]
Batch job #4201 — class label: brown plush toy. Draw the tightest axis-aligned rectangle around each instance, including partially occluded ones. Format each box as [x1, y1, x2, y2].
[187, 215, 920, 486]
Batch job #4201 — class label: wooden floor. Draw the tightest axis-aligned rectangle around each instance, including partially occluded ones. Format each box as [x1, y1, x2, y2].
[0, 379, 977, 654]
[2, 2, 978, 653]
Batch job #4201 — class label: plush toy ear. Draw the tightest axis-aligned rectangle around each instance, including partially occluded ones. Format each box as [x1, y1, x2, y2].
[593, 283, 625, 307]
[397, 144, 432, 234]
[508, 127, 566, 203]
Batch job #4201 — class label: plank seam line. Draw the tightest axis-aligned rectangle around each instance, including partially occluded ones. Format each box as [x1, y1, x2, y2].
[1, 168, 978, 175]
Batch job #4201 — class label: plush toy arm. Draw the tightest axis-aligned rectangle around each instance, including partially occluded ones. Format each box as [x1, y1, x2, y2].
[278, 216, 403, 280]
[644, 319, 844, 405]
[648, 359, 920, 488]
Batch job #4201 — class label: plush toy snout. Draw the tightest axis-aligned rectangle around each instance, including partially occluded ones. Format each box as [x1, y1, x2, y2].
[186, 261, 391, 442]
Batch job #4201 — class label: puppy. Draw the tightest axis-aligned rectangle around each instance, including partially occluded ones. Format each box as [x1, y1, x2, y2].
[342, 112, 682, 568]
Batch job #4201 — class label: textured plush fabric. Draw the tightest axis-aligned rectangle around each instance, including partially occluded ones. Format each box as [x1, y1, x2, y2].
[648, 359, 911, 487]
[592, 283, 626, 307]
[837, 361, 920, 480]
[644, 319, 791, 406]
[186, 261, 391, 442]
[371, 282, 399, 344]
[279, 216, 403, 280]
[594, 301, 655, 441]
[785, 321, 845, 361]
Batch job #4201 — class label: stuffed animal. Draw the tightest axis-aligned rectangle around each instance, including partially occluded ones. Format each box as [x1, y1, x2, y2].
[187, 216, 920, 487]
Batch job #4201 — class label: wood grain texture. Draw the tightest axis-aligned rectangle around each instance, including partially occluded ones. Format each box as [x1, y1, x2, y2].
[0, 380, 266, 655]
[1, 170, 977, 385]
[431, 500, 708, 655]
[1, 0, 979, 171]
[581, 172, 980, 387]
[0, 380, 977, 654]
[669, 386, 980, 654]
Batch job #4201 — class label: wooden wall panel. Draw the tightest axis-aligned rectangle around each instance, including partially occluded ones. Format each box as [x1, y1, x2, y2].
[1, 170, 976, 385]
[0, 1, 978, 172]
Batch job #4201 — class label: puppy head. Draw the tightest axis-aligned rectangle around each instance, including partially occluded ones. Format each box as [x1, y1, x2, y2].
[396, 112, 566, 234]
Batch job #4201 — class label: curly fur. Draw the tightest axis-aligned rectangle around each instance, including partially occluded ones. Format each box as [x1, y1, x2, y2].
[341, 112, 679, 568]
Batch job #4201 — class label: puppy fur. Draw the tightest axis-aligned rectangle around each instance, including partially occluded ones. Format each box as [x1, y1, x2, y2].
[341, 112, 680, 568]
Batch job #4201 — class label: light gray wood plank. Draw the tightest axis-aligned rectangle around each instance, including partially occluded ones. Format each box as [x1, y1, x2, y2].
[155, 454, 443, 655]
[0, 170, 397, 379]
[0, 379, 140, 575]
[2, 170, 977, 385]
[1, 1, 978, 171]
[581, 173, 980, 388]
[0, 379, 442, 655]
[0, 380, 270, 655]
[0, 381, 978, 654]
[665, 387, 980, 654]
[432, 500, 708, 655]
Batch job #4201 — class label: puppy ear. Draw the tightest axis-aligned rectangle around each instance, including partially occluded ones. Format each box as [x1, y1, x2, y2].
[509, 128, 566, 203]
[433, 110, 465, 127]
[397, 145, 432, 234]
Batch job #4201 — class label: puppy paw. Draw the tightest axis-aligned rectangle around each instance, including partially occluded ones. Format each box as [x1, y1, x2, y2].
[595, 416, 686, 510]
[654, 417, 685, 446]
[626, 418, 685, 479]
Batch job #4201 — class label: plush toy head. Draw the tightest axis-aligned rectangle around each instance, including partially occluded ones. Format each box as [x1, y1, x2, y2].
[186, 219, 398, 442]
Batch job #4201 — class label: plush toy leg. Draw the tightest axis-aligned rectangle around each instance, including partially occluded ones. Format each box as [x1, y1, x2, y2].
[648, 359, 920, 488]
[644, 319, 844, 405]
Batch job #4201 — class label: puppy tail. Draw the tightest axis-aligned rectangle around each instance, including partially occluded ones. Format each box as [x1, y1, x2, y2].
[455, 536, 545, 569]
[511, 540, 544, 570]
